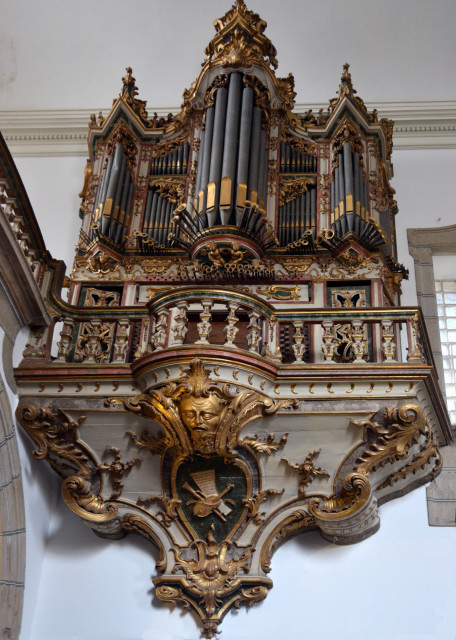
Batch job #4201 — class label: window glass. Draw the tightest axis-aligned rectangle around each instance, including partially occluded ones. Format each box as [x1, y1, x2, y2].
[436, 280, 456, 425]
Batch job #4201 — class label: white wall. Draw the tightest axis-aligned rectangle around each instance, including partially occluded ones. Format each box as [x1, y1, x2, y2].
[12, 148, 456, 640]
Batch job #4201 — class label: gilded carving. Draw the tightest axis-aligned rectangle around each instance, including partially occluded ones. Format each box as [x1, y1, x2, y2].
[204, 0, 278, 70]
[99, 447, 141, 499]
[136, 495, 181, 527]
[256, 285, 300, 300]
[278, 176, 316, 207]
[283, 449, 330, 496]
[149, 178, 185, 205]
[105, 123, 138, 176]
[241, 433, 288, 455]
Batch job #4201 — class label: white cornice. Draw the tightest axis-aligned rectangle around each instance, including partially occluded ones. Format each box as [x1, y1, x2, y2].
[1, 101, 455, 157]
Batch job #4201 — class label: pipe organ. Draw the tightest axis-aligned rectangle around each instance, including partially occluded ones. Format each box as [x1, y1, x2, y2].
[14, 2, 450, 639]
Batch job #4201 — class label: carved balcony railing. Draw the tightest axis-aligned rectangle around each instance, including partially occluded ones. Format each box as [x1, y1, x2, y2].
[20, 287, 433, 370]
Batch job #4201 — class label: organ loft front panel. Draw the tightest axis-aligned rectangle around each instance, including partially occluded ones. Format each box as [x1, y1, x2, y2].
[10, 1, 451, 637]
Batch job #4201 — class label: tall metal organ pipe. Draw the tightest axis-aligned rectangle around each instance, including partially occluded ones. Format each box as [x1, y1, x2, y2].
[194, 73, 268, 230]
[236, 84, 253, 220]
[330, 143, 373, 238]
[220, 72, 241, 223]
[207, 84, 228, 225]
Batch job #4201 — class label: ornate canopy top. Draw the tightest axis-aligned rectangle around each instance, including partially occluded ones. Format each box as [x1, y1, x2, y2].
[204, 0, 278, 70]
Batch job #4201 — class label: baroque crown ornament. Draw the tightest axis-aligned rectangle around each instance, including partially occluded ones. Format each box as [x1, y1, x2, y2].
[11, 0, 451, 638]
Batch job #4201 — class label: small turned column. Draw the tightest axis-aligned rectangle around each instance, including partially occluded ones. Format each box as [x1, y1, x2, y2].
[196, 300, 213, 344]
[381, 319, 396, 362]
[247, 311, 261, 353]
[321, 321, 336, 362]
[223, 303, 239, 346]
[113, 320, 130, 363]
[152, 309, 170, 351]
[55, 318, 74, 363]
[406, 313, 425, 363]
[351, 320, 368, 362]
[292, 321, 306, 363]
[172, 301, 189, 345]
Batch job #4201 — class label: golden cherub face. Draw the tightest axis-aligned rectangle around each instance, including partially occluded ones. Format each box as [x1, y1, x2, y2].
[180, 395, 222, 434]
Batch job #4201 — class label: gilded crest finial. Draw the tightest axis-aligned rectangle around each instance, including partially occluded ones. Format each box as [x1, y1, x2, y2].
[338, 62, 357, 98]
[205, 0, 278, 70]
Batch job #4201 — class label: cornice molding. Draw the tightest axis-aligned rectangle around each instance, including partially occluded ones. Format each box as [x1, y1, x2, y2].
[1, 101, 456, 157]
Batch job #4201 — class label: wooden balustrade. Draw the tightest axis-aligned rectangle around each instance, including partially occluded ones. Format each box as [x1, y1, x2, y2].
[20, 296, 433, 369]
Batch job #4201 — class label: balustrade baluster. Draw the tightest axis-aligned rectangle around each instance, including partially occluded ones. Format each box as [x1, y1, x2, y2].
[223, 303, 239, 346]
[196, 300, 213, 344]
[152, 309, 170, 351]
[113, 320, 130, 362]
[172, 301, 189, 345]
[351, 320, 368, 362]
[292, 320, 306, 362]
[321, 320, 336, 362]
[55, 318, 74, 363]
[406, 313, 425, 363]
[381, 319, 396, 362]
[247, 311, 261, 353]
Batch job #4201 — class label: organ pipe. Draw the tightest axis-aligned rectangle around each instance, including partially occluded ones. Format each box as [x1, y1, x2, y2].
[193, 72, 269, 230]
[330, 145, 372, 239]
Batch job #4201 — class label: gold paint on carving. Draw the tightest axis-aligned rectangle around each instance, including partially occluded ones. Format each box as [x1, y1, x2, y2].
[377, 429, 442, 491]
[136, 495, 181, 527]
[327, 383, 334, 394]
[105, 122, 138, 177]
[149, 178, 185, 205]
[309, 383, 314, 394]
[174, 526, 249, 608]
[113, 359, 297, 457]
[62, 475, 118, 522]
[99, 446, 141, 499]
[256, 285, 300, 300]
[283, 449, 330, 496]
[38, 383, 45, 392]
[353, 404, 430, 477]
[122, 514, 167, 573]
[16, 405, 92, 477]
[279, 177, 316, 207]
[367, 383, 374, 393]
[346, 383, 354, 394]
[274, 384, 280, 395]
[204, 2, 278, 70]
[386, 382, 393, 393]
[232, 369, 239, 381]
[243, 488, 284, 525]
[241, 433, 288, 456]
[290, 384, 298, 395]
[405, 382, 414, 393]
[260, 510, 315, 573]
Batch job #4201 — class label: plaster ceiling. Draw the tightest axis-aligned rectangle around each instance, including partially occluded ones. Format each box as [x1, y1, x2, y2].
[0, 0, 455, 113]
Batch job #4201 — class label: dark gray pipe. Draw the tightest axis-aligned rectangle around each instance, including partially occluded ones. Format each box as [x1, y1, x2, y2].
[258, 128, 267, 207]
[208, 85, 228, 224]
[236, 85, 254, 217]
[310, 187, 316, 229]
[248, 107, 262, 201]
[220, 72, 242, 221]
[198, 105, 215, 219]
